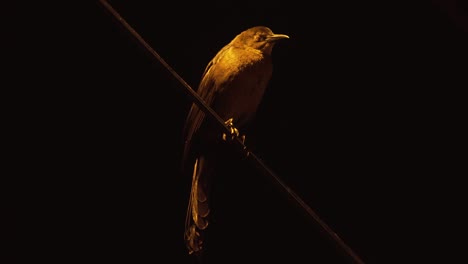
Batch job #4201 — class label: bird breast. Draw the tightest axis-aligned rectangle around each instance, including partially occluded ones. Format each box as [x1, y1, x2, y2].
[210, 47, 273, 127]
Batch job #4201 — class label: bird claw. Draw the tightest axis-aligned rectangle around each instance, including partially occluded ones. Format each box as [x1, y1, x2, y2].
[222, 118, 245, 143]
[222, 118, 249, 158]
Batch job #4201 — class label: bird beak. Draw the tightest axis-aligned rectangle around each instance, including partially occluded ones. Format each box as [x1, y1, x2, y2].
[267, 34, 290, 42]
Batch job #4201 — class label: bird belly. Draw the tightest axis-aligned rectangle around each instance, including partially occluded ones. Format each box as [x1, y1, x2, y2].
[213, 62, 271, 128]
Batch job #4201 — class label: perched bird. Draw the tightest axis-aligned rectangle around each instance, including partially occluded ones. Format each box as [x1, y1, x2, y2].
[182, 26, 289, 258]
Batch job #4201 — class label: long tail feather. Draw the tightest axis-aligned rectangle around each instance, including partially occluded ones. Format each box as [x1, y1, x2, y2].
[185, 156, 212, 256]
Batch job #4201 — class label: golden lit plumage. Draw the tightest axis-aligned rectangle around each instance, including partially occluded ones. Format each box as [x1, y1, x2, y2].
[182, 26, 289, 258]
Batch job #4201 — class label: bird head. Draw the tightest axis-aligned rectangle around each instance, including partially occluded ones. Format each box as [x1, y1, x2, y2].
[235, 26, 289, 55]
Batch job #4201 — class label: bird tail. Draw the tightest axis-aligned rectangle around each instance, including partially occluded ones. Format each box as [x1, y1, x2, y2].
[184, 156, 212, 257]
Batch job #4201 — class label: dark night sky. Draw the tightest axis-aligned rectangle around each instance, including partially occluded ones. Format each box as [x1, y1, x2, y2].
[20, 1, 466, 264]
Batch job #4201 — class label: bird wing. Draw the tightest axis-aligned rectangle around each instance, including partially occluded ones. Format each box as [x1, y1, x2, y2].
[181, 44, 233, 170]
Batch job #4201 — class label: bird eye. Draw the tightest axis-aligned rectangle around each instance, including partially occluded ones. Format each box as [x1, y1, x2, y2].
[256, 34, 266, 42]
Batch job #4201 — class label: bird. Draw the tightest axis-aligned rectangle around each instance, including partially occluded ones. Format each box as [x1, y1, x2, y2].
[181, 26, 289, 259]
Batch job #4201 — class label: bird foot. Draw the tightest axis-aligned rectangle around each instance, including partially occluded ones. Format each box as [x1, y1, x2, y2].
[222, 118, 245, 144]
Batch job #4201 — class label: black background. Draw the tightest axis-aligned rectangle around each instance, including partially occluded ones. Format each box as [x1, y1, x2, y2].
[17, 1, 467, 263]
